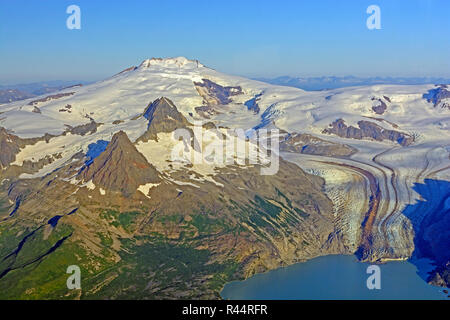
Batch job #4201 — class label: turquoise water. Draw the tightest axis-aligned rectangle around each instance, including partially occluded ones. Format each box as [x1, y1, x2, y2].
[221, 255, 447, 300]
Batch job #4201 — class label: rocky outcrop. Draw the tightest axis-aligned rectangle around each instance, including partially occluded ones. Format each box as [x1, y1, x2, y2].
[27, 92, 75, 106]
[113, 66, 137, 77]
[194, 105, 220, 118]
[194, 79, 243, 106]
[244, 93, 263, 114]
[323, 119, 414, 146]
[423, 85, 450, 109]
[64, 121, 101, 136]
[429, 263, 450, 289]
[371, 97, 388, 115]
[79, 131, 160, 196]
[0, 128, 22, 169]
[0, 128, 54, 170]
[0, 122, 100, 173]
[280, 133, 356, 157]
[136, 97, 191, 142]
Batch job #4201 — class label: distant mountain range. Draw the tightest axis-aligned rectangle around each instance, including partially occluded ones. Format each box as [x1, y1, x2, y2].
[0, 81, 88, 104]
[254, 76, 450, 91]
[3, 77, 449, 105]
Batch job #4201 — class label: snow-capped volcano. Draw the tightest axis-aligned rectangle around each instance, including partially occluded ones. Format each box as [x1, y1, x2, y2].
[1, 56, 449, 186]
[1, 57, 448, 142]
[0, 57, 449, 297]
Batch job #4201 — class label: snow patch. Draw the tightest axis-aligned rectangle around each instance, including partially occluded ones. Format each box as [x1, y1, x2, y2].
[137, 183, 160, 198]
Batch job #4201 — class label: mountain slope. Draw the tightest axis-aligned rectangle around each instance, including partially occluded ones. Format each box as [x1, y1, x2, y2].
[0, 127, 338, 299]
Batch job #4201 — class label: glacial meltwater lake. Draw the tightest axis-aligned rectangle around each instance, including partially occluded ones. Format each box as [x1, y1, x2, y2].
[221, 255, 448, 300]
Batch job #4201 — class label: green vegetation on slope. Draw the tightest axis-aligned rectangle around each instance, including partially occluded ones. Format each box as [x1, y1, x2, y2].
[0, 208, 240, 300]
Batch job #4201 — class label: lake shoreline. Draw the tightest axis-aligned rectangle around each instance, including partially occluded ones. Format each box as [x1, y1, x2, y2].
[221, 254, 447, 300]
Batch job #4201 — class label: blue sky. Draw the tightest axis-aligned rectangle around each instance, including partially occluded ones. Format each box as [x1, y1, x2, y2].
[0, 0, 449, 84]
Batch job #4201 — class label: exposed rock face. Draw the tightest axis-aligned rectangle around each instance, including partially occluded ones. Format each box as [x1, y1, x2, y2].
[244, 93, 263, 114]
[371, 97, 388, 115]
[363, 116, 399, 128]
[113, 66, 137, 76]
[0, 122, 101, 173]
[61, 84, 83, 91]
[0, 128, 54, 170]
[429, 263, 450, 288]
[194, 105, 219, 118]
[323, 119, 414, 146]
[64, 121, 101, 136]
[27, 92, 75, 106]
[280, 133, 356, 157]
[79, 131, 160, 196]
[32, 106, 41, 114]
[0, 128, 22, 169]
[423, 85, 450, 109]
[59, 104, 72, 113]
[137, 97, 191, 142]
[194, 79, 243, 106]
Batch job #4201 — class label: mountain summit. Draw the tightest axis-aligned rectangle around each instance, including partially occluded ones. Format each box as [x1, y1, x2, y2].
[138, 57, 204, 69]
[79, 130, 160, 196]
[137, 97, 191, 142]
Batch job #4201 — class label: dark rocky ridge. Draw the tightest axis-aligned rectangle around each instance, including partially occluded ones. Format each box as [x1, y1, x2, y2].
[323, 119, 414, 146]
[64, 121, 101, 136]
[27, 92, 75, 106]
[113, 66, 137, 77]
[281, 133, 356, 157]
